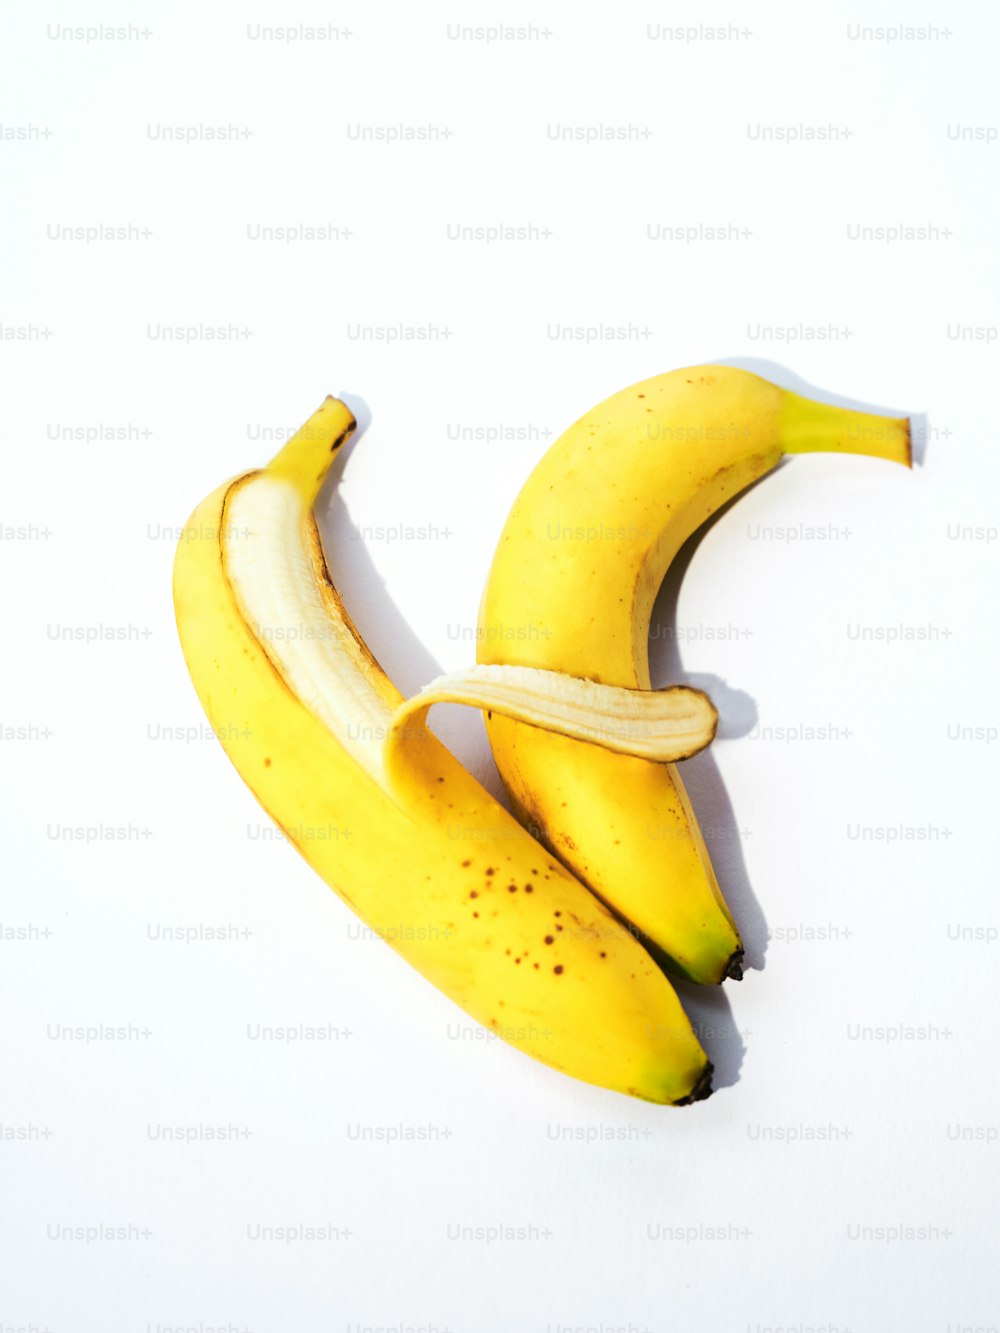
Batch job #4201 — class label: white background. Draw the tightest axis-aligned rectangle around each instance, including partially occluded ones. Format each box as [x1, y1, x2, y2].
[2, 1, 998, 1329]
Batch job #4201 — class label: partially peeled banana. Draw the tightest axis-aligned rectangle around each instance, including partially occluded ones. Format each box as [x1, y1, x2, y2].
[173, 397, 718, 1104]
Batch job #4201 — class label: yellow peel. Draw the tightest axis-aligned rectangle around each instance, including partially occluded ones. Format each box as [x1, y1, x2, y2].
[479, 366, 912, 984]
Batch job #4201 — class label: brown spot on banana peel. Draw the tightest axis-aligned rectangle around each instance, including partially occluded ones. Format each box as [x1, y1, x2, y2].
[315, 420, 356, 480]
[529, 808, 736, 984]
[330, 423, 355, 454]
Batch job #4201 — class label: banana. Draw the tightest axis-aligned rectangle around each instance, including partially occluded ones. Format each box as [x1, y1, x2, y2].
[172, 398, 722, 1104]
[478, 366, 911, 983]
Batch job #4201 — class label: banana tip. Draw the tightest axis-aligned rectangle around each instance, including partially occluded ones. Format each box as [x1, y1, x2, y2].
[673, 1063, 714, 1106]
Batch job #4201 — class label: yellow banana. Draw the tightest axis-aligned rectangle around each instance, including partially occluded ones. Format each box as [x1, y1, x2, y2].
[172, 398, 721, 1104]
[478, 366, 911, 983]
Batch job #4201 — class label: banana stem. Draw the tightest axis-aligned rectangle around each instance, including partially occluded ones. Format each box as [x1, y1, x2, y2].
[779, 390, 911, 468]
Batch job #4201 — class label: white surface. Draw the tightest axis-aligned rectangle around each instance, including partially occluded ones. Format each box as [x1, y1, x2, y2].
[2, 1, 998, 1328]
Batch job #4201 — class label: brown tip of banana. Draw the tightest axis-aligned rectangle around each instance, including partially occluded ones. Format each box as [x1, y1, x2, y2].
[673, 1063, 714, 1106]
[723, 948, 745, 981]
